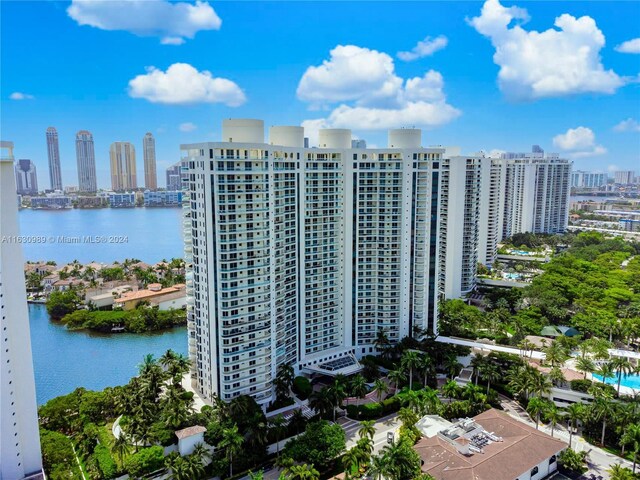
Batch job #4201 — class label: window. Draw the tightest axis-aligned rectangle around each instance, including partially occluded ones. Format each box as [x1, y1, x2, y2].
[530, 466, 538, 477]
[549, 455, 556, 464]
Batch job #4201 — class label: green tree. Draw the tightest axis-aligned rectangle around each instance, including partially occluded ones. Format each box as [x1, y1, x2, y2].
[373, 378, 389, 402]
[565, 403, 586, 448]
[558, 448, 588, 475]
[401, 351, 421, 390]
[608, 464, 636, 480]
[219, 424, 243, 478]
[527, 397, 548, 430]
[620, 424, 640, 473]
[575, 356, 596, 379]
[380, 438, 422, 480]
[285, 463, 320, 480]
[283, 420, 346, 471]
[544, 404, 563, 438]
[388, 369, 406, 393]
[46, 289, 82, 318]
[591, 394, 616, 446]
[611, 357, 634, 395]
[111, 433, 132, 466]
[270, 414, 287, 458]
[358, 420, 376, 441]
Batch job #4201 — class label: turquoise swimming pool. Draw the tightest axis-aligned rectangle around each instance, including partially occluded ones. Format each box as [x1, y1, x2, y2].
[593, 373, 640, 390]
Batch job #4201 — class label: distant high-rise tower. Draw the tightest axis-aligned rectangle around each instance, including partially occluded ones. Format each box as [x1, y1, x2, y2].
[46, 127, 62, 190]
[110, 142, 137, 191]
[76, 130, 97, 192]
[143, 132, 157, 190]
[14, 159, 38, 195]
[166, 162, 182, 191]
[1, 141, 45, 480]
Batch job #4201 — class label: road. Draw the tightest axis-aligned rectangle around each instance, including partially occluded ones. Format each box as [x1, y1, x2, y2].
[499, 395, 634, 479]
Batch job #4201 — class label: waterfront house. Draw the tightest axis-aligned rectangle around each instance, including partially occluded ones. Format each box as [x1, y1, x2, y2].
[114, 283, 186, 310]
[415, 409, 566, 480]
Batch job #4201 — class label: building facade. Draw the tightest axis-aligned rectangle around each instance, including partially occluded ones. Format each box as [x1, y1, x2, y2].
[1, 141, 45, 480]
[478, 148, 571, 266]
[31, 195, 72, 209]
[144, 190, 182, 207]
[439, 153, 483, 298]
[76, 130, 97, 192]
[614, 170, 636, 185]
[166, 162, 182, 191]
[110, 142, 137, 191]
[14, 159, 38, 195]
[181, 120, 445, 405]
[143, 132, 157, 190]
[108, 192, 136, 208]
[571, 170, 607, 188]
[46, 127, 62, 191]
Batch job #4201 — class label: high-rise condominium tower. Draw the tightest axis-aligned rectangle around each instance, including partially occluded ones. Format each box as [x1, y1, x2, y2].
[1, 141, 45, 480]
[182, 119, 446, 405]
[477, 147, 571, 266]
[143, 132, 157, 190]
[110, 142, 137, 191]
[14, 159, 38, 195]
[46, 127, 62, 190]
[166, 162, 182, 191]
[76, 130, 97, 192]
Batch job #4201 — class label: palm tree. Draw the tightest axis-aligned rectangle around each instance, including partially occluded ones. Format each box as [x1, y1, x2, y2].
[549, 366, 566, 387]
[544, 404, 563, 438]
[387, 369, 406, 393]
[350, 374, 368, 405]
[575, 356, 596, 379]
[518, 339, 535, 359]
[368, 454, 387, 480]
[565, 403, 585, 448]
[374, 328, 391, 358]
[527, 397, 547, 429]
[191, 442, 210, 465]
[327, 381, 347, 421]
[373, 378, 389, 402]
[309, 387, 334, 419]
[442, 379, 459, 403]
[401, 351, 421, 390]
[418, 355, 433, 387]
[596, 362, 616, 387]
[591, 394, 616, 446]
[544, 340, 569, 368]
[286, 463, 320, 480]
[289, 408, 307, 435]
[443, 354, 462, 380]
[358, 420, 376, 441]
[270, 414, 287, 458]
[530, 370, 552, 398]
[470, 354, 486, 386]
[398, 407, 418, 428]
[248, 471, 265, 480]
[611, 357, 634, 394]
[342, 448, 361, 477]
[110, 433, 131, 466]
[274, 363, 295, 401]
[479, 362, 500, 396]
[219, 424, 243, 478]
[608, 464, 636, 480]
[621, 424, 640, 473]
[159, 349, 178, 368]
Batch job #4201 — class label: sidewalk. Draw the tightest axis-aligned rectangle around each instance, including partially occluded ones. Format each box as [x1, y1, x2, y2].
[499, 395, 633, 479]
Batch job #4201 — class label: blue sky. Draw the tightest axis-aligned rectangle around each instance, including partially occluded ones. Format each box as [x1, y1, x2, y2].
[1, 1, 639, 190]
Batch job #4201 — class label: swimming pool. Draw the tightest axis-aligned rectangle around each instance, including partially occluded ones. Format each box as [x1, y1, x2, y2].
[593, 373, 640, 390]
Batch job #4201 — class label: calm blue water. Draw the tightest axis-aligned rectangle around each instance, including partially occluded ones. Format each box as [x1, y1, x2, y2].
[18, 208, 183, 264]
[593, 373, 640, 390]
[29, 303, 188, 404]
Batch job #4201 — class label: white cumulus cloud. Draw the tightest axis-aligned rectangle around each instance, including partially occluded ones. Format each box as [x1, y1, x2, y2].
[613, 118, 640, 132]
[179, 122, 198, 132]
[615, 38, 640, 54]
[397, 35, 448, 61]
[9, 92, 34, 100]
[468, 0, 624, 100]
[297, 45, 460, 139]
[553, 126, 607, 158]
[67, 0, 221, 44]
[128, 63, 246, 106]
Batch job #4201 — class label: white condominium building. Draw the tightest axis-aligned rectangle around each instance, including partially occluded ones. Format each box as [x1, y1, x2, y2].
[614, 170, 636, 185]
[571, 171, 607, 188]
[478, 147, 571, 265]
[439, 151, 483, 299]
[181, 120, 445, 405]
[1, 142, 44, 480]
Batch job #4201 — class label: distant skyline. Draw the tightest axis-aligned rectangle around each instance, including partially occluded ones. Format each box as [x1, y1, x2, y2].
[1, 0, 639, 189]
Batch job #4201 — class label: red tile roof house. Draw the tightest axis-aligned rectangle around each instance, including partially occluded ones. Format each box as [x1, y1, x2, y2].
[415, 408, 567, 480]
